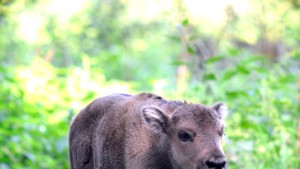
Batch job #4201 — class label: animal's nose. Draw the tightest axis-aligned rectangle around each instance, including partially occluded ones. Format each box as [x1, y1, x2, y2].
[205, 155, 226, 169]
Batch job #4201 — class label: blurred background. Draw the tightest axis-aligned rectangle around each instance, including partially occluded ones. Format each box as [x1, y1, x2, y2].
[0, 0, 299, 168]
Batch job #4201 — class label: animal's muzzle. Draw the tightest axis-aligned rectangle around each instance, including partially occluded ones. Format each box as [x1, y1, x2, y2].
[205, 154, 226, 169]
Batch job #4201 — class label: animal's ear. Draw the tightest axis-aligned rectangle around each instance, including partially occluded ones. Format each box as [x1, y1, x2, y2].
[142, 107, 169, 133]
[212, 102, 228, 120]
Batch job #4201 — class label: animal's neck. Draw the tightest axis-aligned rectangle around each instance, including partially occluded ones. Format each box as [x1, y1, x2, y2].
[168, 152, 182, 169]
[158, 137, 182, 169]
[148, 135, 175, 169]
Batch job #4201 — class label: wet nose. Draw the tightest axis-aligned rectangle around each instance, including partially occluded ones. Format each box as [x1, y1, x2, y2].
[205, 155, 226, 169]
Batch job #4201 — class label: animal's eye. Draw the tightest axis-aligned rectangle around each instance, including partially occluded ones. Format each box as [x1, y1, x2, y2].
[178, 131, 193, 142]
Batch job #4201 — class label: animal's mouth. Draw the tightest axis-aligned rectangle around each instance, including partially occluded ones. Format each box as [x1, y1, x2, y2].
[197, 165, 226, 169]
[206, 165, 226, 169]
[205, 167, 226, 169]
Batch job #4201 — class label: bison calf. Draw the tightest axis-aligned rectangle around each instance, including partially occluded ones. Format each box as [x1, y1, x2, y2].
[69, 93, 228, 169]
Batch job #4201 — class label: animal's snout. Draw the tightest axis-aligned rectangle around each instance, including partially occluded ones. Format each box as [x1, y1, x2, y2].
[205, 154, 226, 169]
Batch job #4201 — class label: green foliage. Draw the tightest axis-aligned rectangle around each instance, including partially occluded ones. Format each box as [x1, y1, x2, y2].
[0, 51, 298, 169]
[0, 0, 299, 168]
[0, 63, 69, 169]
[0, 58, 135, 168]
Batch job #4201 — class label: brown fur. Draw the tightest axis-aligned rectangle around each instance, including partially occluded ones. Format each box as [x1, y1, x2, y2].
[69, 93, 227, 169]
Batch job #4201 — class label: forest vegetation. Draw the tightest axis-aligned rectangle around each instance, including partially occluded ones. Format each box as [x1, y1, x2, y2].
[0, 0, 299, 168]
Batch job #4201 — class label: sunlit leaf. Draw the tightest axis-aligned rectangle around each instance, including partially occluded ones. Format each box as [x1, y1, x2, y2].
[236, 65, 250, 74]
[203, 73, 216, 81]
[225, 90, 248, 99]
[221, 69, 236, 81]
[206, 55, 224, 64]
[182, 19, 189, 26]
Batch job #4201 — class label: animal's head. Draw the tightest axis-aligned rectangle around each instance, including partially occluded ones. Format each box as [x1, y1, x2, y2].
[142, 103, 228, 169]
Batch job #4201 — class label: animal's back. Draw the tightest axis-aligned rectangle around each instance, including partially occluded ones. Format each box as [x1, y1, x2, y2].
[69, 93, 184, 169]
[69, 94, 131, 169]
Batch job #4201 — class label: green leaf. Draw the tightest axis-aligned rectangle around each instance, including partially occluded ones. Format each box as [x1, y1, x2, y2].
[187, 45, 195, 54]
[221, 69, 236, 81]
[182, 19, 189, 26]
[205, 55, 224, 64]
[203, 73, 216, 81]
[225, 90, 248, 99]
[236, 65, 250, 74]
[228, 48, 240, 56]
